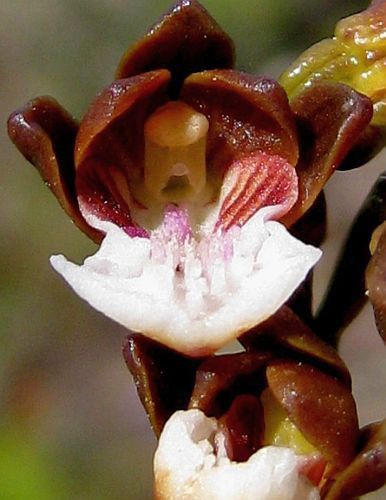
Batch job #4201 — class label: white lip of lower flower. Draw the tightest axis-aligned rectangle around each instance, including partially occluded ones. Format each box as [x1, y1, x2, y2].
[154, 409, 320, 500]
[50, 205, 321, 356]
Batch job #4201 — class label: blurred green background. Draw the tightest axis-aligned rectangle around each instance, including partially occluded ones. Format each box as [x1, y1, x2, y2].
[1, 0, 386, 498]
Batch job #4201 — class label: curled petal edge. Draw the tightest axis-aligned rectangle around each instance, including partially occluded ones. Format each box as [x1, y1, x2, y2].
[7, 96, 100, 242]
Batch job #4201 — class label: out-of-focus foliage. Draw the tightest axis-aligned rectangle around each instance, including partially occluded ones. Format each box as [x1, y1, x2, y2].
[2, 1, 386, 499]
[0, 423, 67, 500]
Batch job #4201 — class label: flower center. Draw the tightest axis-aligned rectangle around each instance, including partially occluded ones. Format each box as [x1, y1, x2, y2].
[144, 101, 209, 203]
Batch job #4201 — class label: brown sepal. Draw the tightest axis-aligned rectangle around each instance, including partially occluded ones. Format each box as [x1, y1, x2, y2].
[366, 222, 386, 342]
[267, 360, 359, 471]
[282, 82, 373, 227]
[7, 96, 100, 242]
[75, 71, 170, 169]
[240, 306, 351, 386]
[324, 420, 386, 499]
[218, 394, 265, 463]
[180, 70, 299, 178]
[122, 334, 201, 437]
[116, 0, 235, 97]
[188, 351, 272, 418]
[75, 71, 170, 230]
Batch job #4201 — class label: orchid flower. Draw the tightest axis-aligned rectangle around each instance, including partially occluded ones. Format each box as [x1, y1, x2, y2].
[7, 0, 386, 499]
[124, 307, 386, 500]
[7, 0, 374, 356]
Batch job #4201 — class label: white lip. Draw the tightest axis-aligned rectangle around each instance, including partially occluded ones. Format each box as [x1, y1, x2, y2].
[154, 409, 320, 500]
[50, 205, 321, 356]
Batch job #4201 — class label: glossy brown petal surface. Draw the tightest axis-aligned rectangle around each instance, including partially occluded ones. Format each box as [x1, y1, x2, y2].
[267, 361, 359, 471]
[116, 0, 235, 97]
[218, 394, 265, 462]
[188, 352, 271, 418]
[7, 97, 100, 242]
[325, 420, 386, 499]
[366, 222, 386, 342]
[122, 334, 201, 437]
[75, 71, 170, 231]
[181, 70, 299, 176]
[240, 306, 351, 386]
[281, 82, 373, 227]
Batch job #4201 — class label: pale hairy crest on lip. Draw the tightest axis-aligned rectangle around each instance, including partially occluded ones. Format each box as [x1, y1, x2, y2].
[50, 204, 321, 356]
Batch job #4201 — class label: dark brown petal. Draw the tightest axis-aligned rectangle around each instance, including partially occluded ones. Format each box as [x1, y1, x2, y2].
[267, 360, 359, 471]
[366, 222, 386, 342]
[281, 82, 373, 227]
[240, 306, 351, 386]
[7, 97, 100, 242]
[218, 394, 265, 462]
[188, 352, 272, 418]
[180, 70, 299, 178]
[75, 71, 170, 230]
[324, 420, 386, 499]
[316, 171, 386, 345]
[76, 158, 146, 235]
[122, 334, 201, 437]
[75, 71, 170, 168]
[116, 0, 234, 97]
